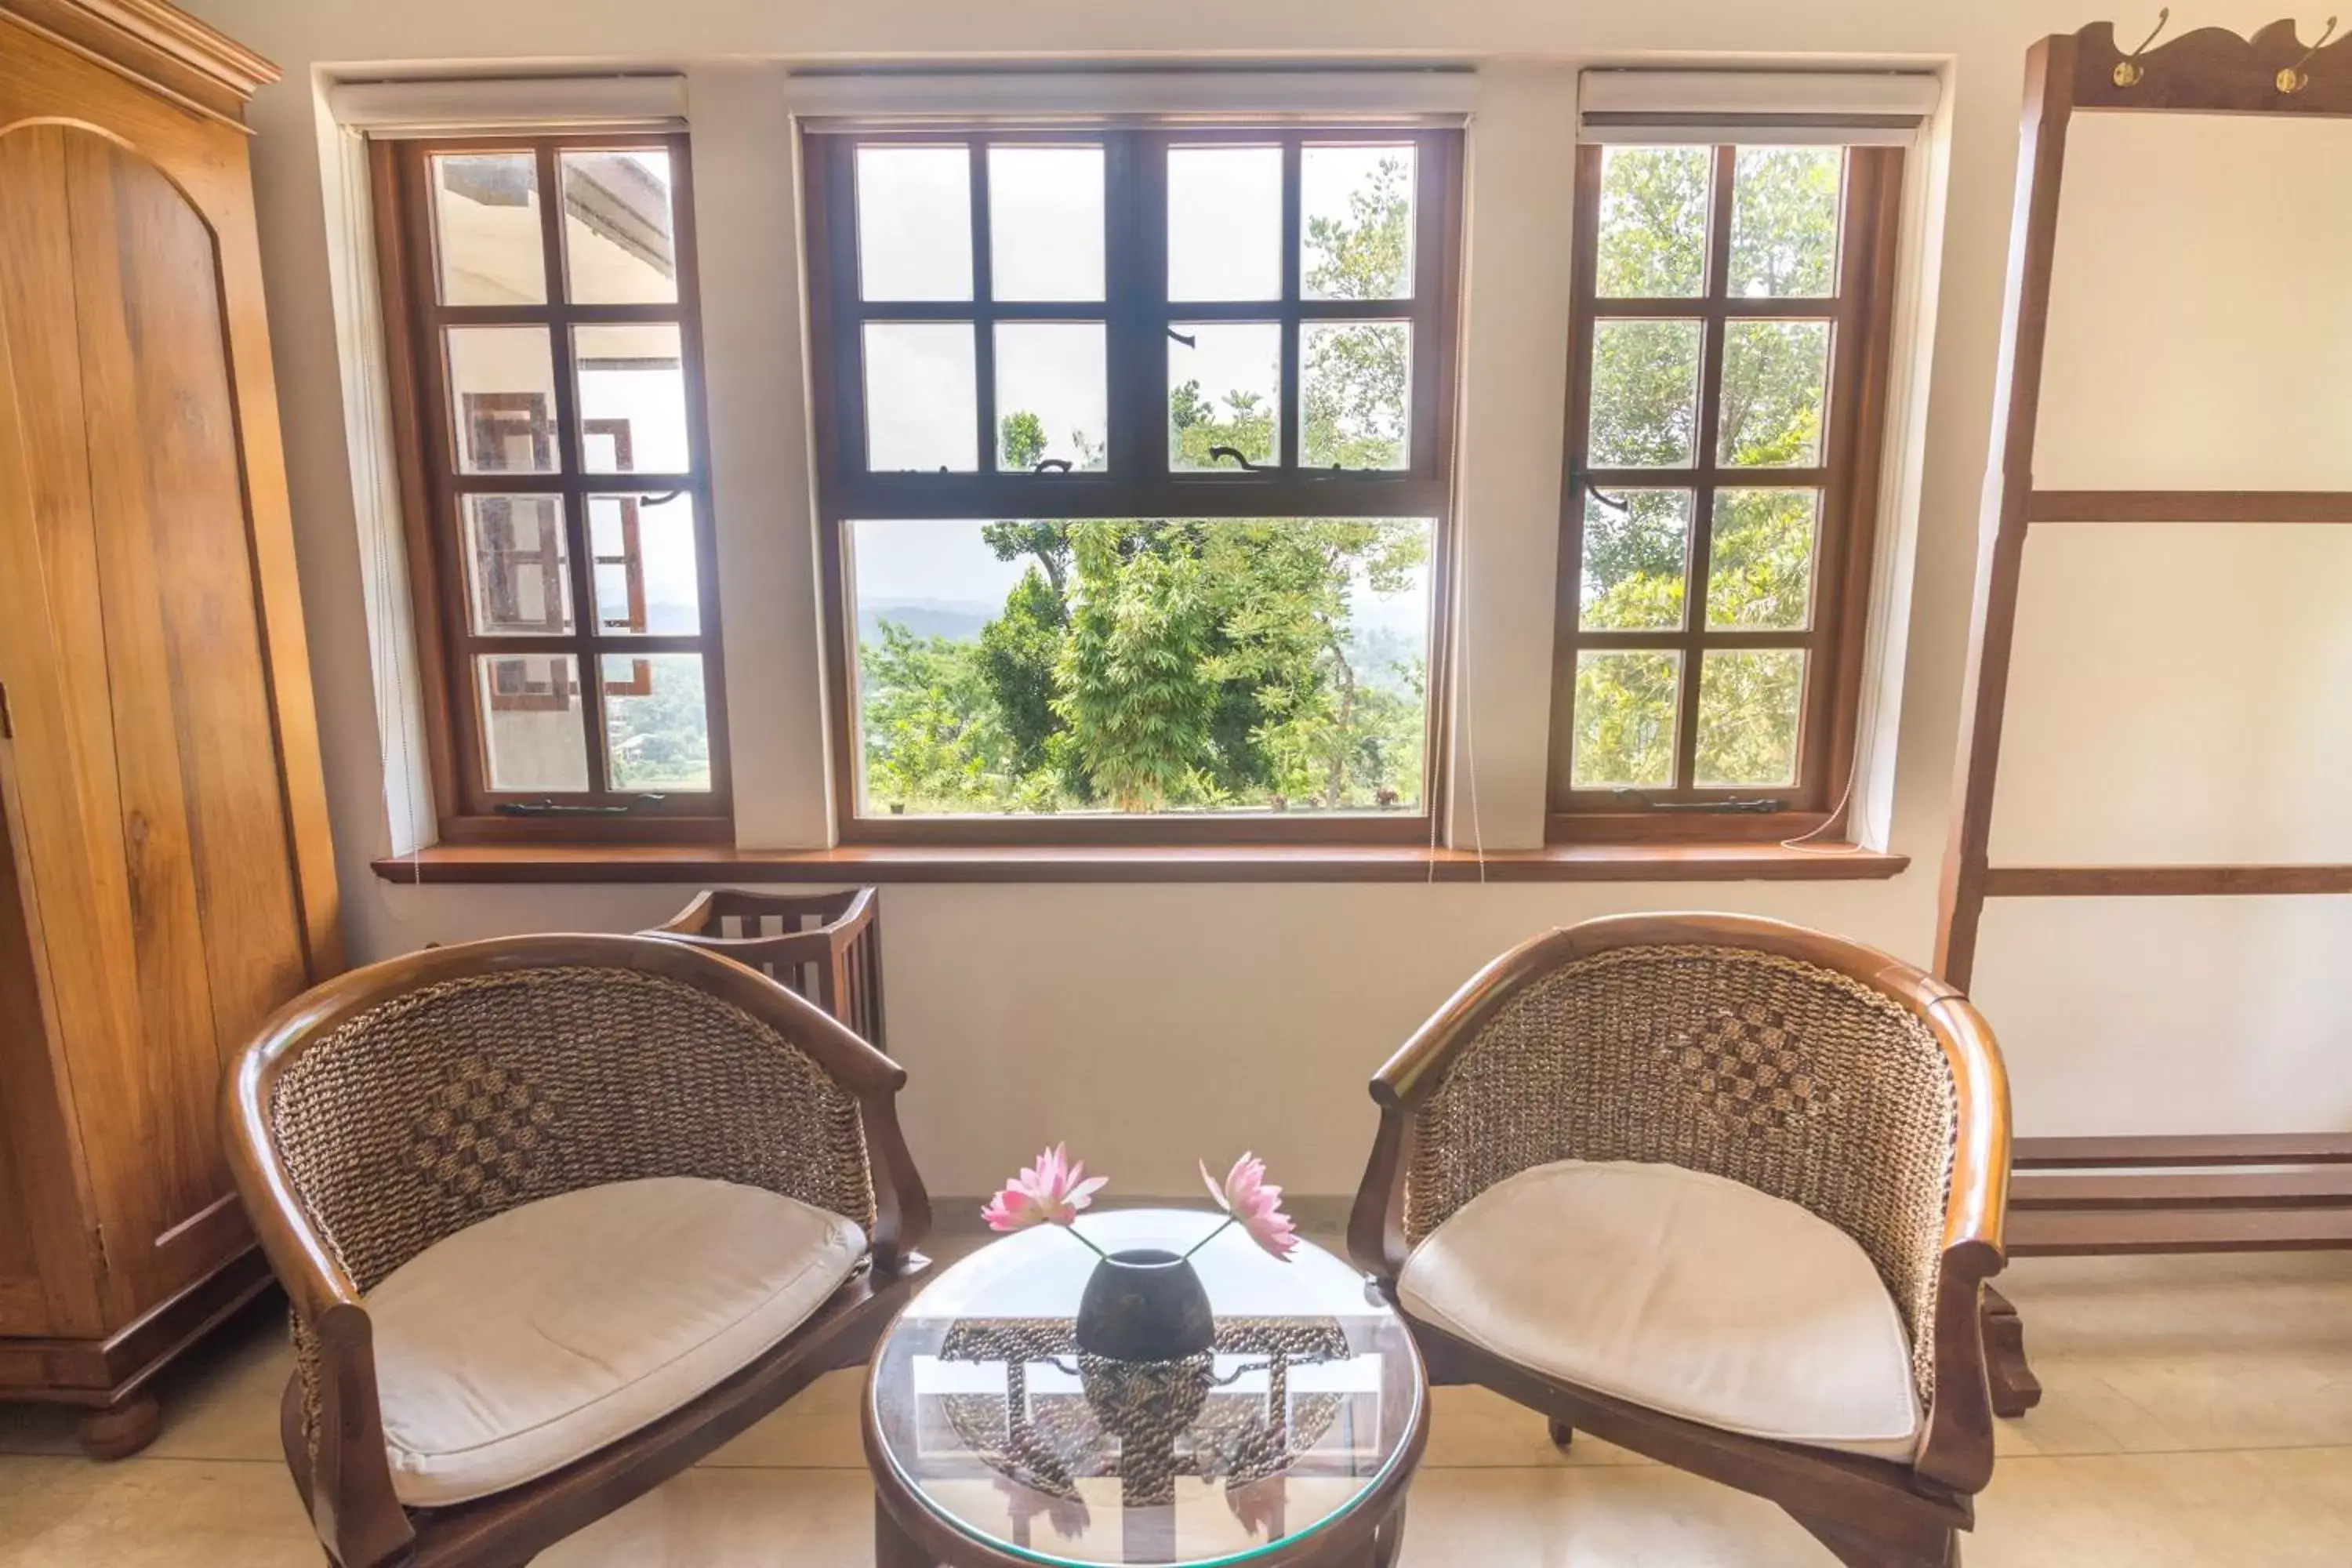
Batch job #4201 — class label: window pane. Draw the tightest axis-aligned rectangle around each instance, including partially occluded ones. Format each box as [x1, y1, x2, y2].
[847, 517, 1432, 816]
[856, 146, 972, 302]
[1578, 489, 1690, 630]
[461, 495, 572, 635]
[433, 153, 545, 306]
[995, 323, 1106, 471]
[1301, 321, 1410, 470]
[1595, 147, 1709, 299]
[1170, 322, 1279, 470]
[989, 146, 1104, 302]
[588, 492, 700, 635]
[575, 321, 690, 474]
[447, 327, 559, 474]
[1301, 143, 1415, 300]
[1696, 648, 1806, 786]
[1719, 320, 1829, 466]
[561, 149, 677, 305]
[1571, 650, 1681, 789]
[476, 655, 586, 792]
[1167, 146, 1281, 302]
[864, 322, 978, 472]
[601, 653, 713, 792]
[1730, 147, 1842, 299]
[1588, 318, 1701, 468]
[1707, 488, 1820, 630]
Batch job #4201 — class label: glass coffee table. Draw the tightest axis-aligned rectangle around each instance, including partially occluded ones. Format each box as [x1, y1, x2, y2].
[865, 1208, 1426, 1568]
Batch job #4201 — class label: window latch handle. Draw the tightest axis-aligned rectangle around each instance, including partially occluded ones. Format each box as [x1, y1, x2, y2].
[1031, 458, 1073, 474]
[1207, 445, 1266, 473]
[1571, 459, 1630, 514]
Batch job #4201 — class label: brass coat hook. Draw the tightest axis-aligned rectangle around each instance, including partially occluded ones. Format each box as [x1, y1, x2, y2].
[2278, 16, 2340, 93]
[2114, 8, 2172, 85]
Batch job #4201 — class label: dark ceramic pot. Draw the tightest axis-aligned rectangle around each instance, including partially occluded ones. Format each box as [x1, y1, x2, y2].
[1073, 1248, 1214, 1362]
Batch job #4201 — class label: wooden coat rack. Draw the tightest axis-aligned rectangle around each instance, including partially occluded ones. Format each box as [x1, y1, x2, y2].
[1939, 16, 2352, 1415]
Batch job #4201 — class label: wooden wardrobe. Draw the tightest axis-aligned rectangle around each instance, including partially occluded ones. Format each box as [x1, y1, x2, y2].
[0, 0, 339, 1457]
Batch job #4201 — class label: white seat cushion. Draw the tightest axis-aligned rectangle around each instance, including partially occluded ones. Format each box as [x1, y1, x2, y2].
[1397, 1159, 1920, 1461]
[364, 1176, 865, 1506]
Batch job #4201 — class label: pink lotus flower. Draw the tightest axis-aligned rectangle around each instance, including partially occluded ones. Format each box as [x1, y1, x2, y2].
[982, 1144, 1108, 1232]
[1200, 1152, 1298, 1261]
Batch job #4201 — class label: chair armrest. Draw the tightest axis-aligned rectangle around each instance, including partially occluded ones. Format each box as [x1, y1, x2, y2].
[681, 949, 929, 1269]
[1370, 929, 1586, 1109]
[1351, 931, 1591, 1283]
[1912, 993, 2012, 1495]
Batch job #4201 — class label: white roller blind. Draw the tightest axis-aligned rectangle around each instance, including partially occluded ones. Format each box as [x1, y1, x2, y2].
[789, 67, 1474, 129]
[330, 75, 687, 136]
[1578, 70, 1940, 146]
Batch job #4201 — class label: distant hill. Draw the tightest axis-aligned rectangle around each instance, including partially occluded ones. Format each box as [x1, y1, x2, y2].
[859, 600, 997, 644]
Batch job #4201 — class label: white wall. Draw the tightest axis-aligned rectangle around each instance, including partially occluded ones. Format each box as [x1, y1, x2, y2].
[183, 0, 2348, 1197]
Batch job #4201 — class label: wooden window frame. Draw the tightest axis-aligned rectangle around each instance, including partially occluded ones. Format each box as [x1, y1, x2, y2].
[372, 131, 732, 845]
[801, 124, 1465, 847]
[1548, 141, 1903, 846]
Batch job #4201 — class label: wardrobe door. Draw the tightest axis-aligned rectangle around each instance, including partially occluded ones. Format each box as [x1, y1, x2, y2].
[0, 120, 307, 1322]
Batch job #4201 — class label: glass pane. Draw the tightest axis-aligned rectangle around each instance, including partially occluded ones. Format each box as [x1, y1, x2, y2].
[601, 653, 712, 792]
[1719, 319, 1829, 466]
[864, 322, 978, 472]
[1301, 321, 1410, 470]
[460, 495, 571, 636]
[1595, 146, 1710, 299]
[1708, 488, 1820, 630]
[575, 321, 690, 474]
[588, 492, 700, 635]
[1696, 648, 1806, 786]
[848, 516, 1432, 817]
[1588, 318, 1700, 468]
[1169, 322, 1279, 470]
[988, 146, 1104, 302]
[560, 149, 677, 305]
[856, 146, 972, 303]
[1167, 145, 1281, 302]
[476, 654, 587, 793]
[446, 328, 559, 474]
[432, 153, 545, 306]
[1578, 489, 1690, 630]
[1572, 650, 1681, 789]
[1301, 143, 1416, 300]
[1730, 147, 1842, 299]
[995, 322, 1105, 471]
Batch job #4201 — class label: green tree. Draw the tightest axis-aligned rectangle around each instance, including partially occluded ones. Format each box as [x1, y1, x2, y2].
[1053, 522, 1219, 810]
[1570, 146, 1841, 792]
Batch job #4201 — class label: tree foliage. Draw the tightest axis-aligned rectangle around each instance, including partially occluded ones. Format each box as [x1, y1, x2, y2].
[1570, 146, 1840, 793]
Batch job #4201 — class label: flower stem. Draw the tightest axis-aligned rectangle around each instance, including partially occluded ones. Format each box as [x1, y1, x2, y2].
[1180, 1216, 1236, 1262]
[1065, 1223, 1112, 1261]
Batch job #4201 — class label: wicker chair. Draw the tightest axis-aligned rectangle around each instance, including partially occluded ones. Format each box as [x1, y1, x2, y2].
[1348, 914, 2009, 1568]
[642, 887, 886, 1047]
[222, 934, 931, 1568]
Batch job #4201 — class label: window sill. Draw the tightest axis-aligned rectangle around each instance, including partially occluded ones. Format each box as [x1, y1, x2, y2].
[371, 840, 1908, 885]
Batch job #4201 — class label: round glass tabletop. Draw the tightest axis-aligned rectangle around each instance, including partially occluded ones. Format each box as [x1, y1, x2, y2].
[867, 1208, 1425, 1566]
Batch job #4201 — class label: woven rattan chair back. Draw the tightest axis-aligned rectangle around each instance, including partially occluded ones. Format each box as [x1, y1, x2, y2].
[266, 959, 873, 1296]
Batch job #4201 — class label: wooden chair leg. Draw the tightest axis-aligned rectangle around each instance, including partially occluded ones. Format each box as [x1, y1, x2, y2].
[1547, 1417, 1575, 1450]
[1790, 1511, 1957, 1568]
[1980, 1285, 2044, 1417]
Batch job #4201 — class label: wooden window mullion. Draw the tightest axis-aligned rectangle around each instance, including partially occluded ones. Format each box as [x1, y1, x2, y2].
[1673, 146, 1739, 792]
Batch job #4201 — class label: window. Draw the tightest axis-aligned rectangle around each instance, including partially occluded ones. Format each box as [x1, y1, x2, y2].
[1549, 140, 1901, 842]
[374, 133, 730, 841]
[802, 126, 1462, 843]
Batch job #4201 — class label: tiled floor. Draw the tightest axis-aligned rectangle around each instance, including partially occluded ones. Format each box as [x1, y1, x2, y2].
[2, 1248, 2349, 1565]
